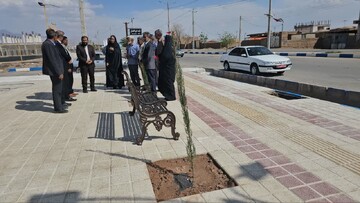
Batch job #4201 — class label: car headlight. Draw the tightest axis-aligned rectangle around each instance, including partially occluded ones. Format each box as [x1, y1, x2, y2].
[286, 60, 291, 64]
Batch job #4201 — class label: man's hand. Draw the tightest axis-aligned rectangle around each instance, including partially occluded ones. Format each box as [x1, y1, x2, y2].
[68, 69, 72, 73]
[59, 74, 64, 80]
[68, 60, 72, 64]
[86, 60, 92, 64]
[109, 47, 114, 51]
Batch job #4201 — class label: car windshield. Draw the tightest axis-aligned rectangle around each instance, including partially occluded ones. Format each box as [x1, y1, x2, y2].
[246, 47, 273, 56]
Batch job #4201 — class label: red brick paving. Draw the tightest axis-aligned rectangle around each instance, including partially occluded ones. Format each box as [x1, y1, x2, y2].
[186, 95, 353, 202]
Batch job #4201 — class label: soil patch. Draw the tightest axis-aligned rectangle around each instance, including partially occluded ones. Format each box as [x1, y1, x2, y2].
[147, 154, 237, 202]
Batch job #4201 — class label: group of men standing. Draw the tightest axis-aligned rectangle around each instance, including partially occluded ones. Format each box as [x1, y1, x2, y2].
[42, 28, 177, 113]
[124, 29, 177, 101]
[42, 28, 97, 113]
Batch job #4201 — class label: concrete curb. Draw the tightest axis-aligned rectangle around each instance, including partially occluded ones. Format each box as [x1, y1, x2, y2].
[209, 69, 360, 108]
[7, 67, 42, 72]
[184, 51, 360, 59]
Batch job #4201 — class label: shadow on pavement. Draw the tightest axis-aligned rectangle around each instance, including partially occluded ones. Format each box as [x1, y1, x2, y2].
[93, 112, 115, 140]
[26, 92, 53, 100]
[120, 112, 144, 143]
[15, 101, 54, 112]
[28, 191, 156, 203]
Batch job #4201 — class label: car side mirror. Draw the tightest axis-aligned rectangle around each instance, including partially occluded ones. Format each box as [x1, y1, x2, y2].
[241, 54, 247, 57]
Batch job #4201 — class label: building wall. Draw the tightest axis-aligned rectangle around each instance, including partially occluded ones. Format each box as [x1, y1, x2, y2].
[0, 44, 42, 57]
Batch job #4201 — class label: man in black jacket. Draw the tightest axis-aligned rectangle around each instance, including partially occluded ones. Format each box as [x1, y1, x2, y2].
[62, 36, 77, 98]
[55, 30, 76, 103]
[42, 29, 67, 113]
[76, 36, 96, 93]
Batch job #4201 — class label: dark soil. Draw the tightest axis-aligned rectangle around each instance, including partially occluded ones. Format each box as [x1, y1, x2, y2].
[147, 154, 237, 202]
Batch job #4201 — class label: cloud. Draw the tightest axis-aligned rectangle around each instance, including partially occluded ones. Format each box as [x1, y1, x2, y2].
[0, 0, 359, 45]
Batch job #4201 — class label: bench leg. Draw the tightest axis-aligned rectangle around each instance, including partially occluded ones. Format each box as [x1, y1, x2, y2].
[164, 113, 180, 141]
[136, 123, 148, 146]
[129, 99, 136, 116]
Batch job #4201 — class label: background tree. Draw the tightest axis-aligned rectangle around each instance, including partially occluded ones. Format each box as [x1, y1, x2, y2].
[199, 32, 208, 43]
[120, 37, 128, 47]
[181, 34, 192, 49]
[219, 32, 236, 51]
[172, 23, 185, 49]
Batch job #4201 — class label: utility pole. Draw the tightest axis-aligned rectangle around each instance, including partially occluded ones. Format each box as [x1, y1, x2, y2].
[354, 10, 360, 42]
[43, 1, 48, 29]
[266, 0, 272, 49]
[79, 0, 87, 36]
[192, 8, 195, 49]
[124, 22, 129, 37]
[167, 1, 170, 31]
[131, 18, 134, 28]
[239, 16, 242, 46]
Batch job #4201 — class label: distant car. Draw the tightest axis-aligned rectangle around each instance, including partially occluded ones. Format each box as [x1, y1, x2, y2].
[176, 49, 184, 57]
[73, 51, 128, 73]
[220, 46, 292, 75]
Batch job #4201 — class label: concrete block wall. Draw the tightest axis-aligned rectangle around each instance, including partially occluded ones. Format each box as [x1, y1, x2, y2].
[209, 69, 360, 108]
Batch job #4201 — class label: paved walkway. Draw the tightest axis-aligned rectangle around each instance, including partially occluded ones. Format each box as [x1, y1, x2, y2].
[0, 70, 359, 202]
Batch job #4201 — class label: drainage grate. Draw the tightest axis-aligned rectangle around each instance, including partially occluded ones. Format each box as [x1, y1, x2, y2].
[269, 90, 306, 100]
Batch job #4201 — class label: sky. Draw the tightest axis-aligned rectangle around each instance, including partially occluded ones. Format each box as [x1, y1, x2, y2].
[0, 0, 359, 45]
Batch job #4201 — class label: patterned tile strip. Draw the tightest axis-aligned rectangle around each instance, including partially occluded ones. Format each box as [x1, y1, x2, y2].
[184, 78, 360, 176]
[186, 96, 355, 202]
[186, 73, 360, 141]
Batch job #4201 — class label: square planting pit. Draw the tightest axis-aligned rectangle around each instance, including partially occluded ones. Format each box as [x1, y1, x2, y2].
[147, 153, 237, 202]
[269, 90, 307, 100]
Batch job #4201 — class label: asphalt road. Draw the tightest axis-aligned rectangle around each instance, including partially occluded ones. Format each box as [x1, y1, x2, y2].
[178, 55, 360, 92]
[1, 55, 359, 92]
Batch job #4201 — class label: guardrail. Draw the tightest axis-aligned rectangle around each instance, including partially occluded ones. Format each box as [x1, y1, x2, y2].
[206, 68, 360, 108]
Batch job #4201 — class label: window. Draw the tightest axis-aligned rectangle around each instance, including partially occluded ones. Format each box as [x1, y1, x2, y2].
[246, 47, 273, 56]
[229, 48, 240, 56]
[239, 48, 247, 56]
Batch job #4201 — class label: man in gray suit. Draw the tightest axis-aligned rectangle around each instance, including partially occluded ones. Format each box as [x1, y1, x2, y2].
[42, 28, 67, 113]
[142, 32, 157, 92]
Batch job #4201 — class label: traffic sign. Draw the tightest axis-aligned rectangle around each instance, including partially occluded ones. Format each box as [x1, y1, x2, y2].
[129, 28, 142, 35]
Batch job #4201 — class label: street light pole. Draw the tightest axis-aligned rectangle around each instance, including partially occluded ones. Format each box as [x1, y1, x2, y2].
[79, 0, 87, 36]
[192, 8, 196, 49]
[38, 1, 49, 29]
[167, 1, 170, 31]
[239, 16, 242, 46]
[43, 3, 48, 29]
[266, 0, 272, 49]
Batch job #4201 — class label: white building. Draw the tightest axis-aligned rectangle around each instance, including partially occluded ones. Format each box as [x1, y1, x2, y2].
[0, 31, 42, 44]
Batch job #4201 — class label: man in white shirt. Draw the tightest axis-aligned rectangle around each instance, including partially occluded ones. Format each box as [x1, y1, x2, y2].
[76, 36, 96, 93]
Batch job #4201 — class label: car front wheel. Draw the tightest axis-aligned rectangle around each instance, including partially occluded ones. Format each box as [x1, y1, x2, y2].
[250, 64, 259, 75]
[224, 62, 231, 71]
[76, 67, 80, 73]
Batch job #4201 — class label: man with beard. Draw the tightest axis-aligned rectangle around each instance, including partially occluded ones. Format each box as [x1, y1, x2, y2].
[76, 36, 96, 93]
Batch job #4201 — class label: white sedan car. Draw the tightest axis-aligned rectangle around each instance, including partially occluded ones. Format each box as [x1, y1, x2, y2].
[73, 51, 128, 73]
[220, 46, 292, 75]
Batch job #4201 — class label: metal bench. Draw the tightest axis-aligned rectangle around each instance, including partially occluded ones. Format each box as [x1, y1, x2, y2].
[122, 71, 180, 145]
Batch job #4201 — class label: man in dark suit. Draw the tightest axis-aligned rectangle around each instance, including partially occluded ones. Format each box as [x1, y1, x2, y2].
[76, 36, 96, 93]
[55, 30, 76, 104]
[142, 32, 157, 92]
[42, 28, 67, 113]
